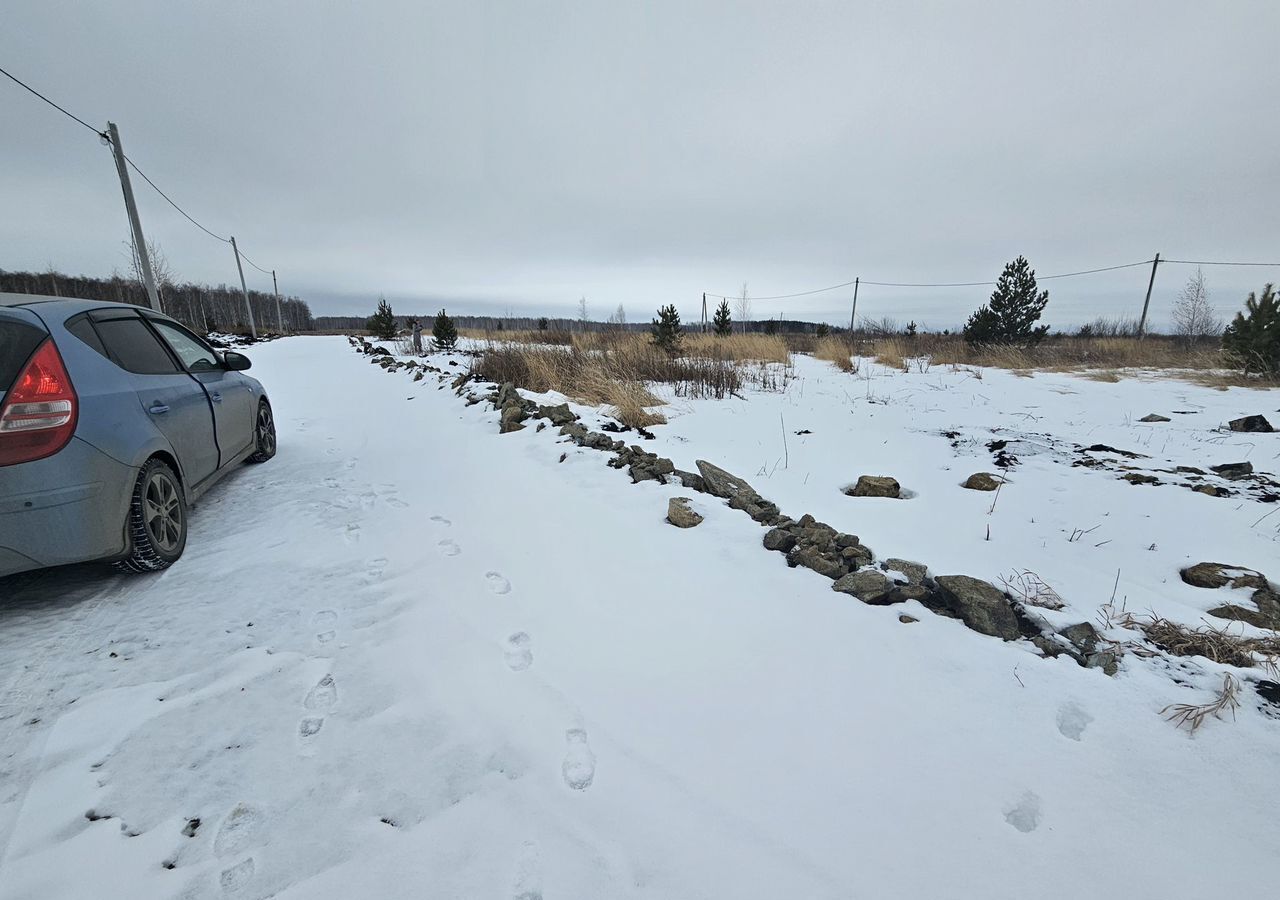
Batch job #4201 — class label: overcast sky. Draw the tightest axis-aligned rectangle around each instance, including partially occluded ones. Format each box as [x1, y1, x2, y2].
[4, 1, 1279, 327]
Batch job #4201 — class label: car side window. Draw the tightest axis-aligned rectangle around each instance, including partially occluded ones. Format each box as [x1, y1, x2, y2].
[64, 315, 109, 359]
[151, 321, 221, 372]
[92, 316, 181, 375]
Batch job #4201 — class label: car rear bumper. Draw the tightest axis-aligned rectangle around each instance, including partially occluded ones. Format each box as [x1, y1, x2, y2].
[0, 437, 135, 577]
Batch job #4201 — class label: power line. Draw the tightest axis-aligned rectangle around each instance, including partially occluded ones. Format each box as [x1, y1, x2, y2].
[1164, 258, 1280, 267]
[122, 155, 231, 243]
[0, 64, 106, 138]
[707, 259, 1155, 300]
[236, 247, 272, 276]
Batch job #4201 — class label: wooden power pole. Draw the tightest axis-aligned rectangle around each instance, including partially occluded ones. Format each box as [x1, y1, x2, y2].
[230, 236, 258, 339]
[106, 122, 162, 311]
[1137, 253, 1161, 338]
[848, 277, 860, 333]
[272, 269, 284, 333]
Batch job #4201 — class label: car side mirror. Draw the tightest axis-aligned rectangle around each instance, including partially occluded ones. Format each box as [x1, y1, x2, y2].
[223, 351, 252, 371]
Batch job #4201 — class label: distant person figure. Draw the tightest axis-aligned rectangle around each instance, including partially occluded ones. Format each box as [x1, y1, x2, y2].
[410, 318, 423, 354]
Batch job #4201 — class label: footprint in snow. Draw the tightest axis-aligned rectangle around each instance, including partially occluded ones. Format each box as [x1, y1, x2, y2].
[437, 539, 461, 557]
[504, 633, 533, 671]
[429, 515, 451, 527]
[213, 803, 262, 859]
[304, 675, 338, 712]
[486, 571, 511, 594]
[297, 717, 325, 755]
[1056, 702, 1092, 741]
[1004, 791, 1042, 833]
[219, 857, 256, 894]
[511, 839, 543, 900]
[343, 523, 360, 544]
[385, 496, 409, 509]
[561, 729, 596, 791]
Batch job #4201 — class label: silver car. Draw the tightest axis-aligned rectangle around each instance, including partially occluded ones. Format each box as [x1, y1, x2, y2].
[0, 294, 276, 577]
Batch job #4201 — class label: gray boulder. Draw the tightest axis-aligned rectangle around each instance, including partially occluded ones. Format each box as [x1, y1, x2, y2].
[1059, 622, 1099, 655]
[695, 460, 756, 499]
[881, 558, 928, 584]
[1210, 461, 1254, 480]
[538, 403, 577, 426]
[1139, 413, 1171, 423]
[667, 497, 704, 529]
[762, 528, 797, 553]
[962, 472, 1002, 491]
[670, 469, 707, 493]
[832, 569, 897, 604]
[499, 406, 527, 434]
[1208, 588, 1280, 630]
[1228, 414, 1274, 433]
[845, 475, 901, 498]
[1180, 562, 1269, 591]
[787, 546, 846, 580]
[933, 575, 1021, 640]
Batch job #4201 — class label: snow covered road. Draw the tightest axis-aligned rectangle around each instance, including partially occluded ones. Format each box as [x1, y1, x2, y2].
[1, 336, 1276, 899]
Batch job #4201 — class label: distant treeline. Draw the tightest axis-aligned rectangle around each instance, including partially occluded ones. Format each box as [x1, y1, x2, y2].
[0, 268, 315, 334]
[314, 313, 840, 334]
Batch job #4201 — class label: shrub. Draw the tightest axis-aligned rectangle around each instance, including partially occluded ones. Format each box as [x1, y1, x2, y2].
[432, 308, 458, 350]
[1222, 283, 1279, 375]
[815, 322, 830, 338]
[651, 304, 683, 356]
[367, 296, 397, 339]
[963, 256, 1049, 345]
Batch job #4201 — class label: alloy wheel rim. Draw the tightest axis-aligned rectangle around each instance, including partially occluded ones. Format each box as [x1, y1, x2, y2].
[143, 472, 182, 552]
[258, 406, 276, 454]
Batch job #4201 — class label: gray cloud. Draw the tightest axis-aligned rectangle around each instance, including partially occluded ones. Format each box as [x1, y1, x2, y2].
[3, 0, 1278, 327]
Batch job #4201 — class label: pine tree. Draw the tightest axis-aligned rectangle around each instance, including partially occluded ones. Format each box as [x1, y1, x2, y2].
[1222, 283, 1279, 375]
[537, 316, 549, 331]
[712, 300, 732, 336]
[963, 256, 1050, 345]
[651, 304, 683, 356]
[905, 321, 918, 338]
[366, 296, 397, 340]
[815, 322, 830, 338]
[432, 308, 458, 351]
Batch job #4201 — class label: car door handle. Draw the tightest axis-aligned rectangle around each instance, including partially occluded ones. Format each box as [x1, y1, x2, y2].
[210, 392, 223, 403]
[148, 403, 170, 415]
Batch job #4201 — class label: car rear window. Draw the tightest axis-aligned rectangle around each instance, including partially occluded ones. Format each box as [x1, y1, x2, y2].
[0, 319, 46, 392]
[92, 316, 181, 375]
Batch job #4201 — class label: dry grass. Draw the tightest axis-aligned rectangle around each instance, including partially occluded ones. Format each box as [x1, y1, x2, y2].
[1161, 673, 1242, 733]
[1109, 609, 1280, 675]
[999, 570, 1066, 610]
[813, 335, 857, 372]
[683, 333, 790, 364]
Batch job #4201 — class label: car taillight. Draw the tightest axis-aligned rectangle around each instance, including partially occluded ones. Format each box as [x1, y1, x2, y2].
[0, 338, 78, 467]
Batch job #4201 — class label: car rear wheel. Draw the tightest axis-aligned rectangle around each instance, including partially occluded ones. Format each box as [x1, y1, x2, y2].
[246, 399, 276, 463]
[115, 458, 187, 573]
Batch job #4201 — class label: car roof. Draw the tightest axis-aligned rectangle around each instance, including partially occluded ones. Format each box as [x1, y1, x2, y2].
[0, 293, 166, 317]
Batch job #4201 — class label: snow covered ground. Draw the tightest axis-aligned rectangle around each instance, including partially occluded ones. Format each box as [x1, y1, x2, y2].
[1, 336, 1277, 899]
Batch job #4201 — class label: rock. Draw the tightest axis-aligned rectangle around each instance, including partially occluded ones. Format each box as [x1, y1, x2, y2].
[898, 614, 919, 624]
[499, 406, 526, 434]
[1123, 473, 1160, 485]
[560, 422, 589, 441]
[894, 583, 932, 603]
[1180, 562, 1269, 591]
[671, 470, 707, 493]
[762, 528, 797, 553]
[1031, 635, 1070, 659]
[845, 475, 901, 498]
[840, 545, 874, 565]
[1084, 650, 1119, 676]
[666, 497, 704, 529]
[1210, 461, 1253, 480]
[1139, 413, 1171, 423]
[832, 569, 897, 604]
[962, 472, 1002, 491]
[933, 575, 1021, 640]
[1228, 414, 1274, 433]
[1208, 588, 1280, 630]
[881, 558, 928, 584]
[538, 403, 577, 426]
[786, 546, 846, 580]
[728, 491, 781, 525]
[1059, 622, 1099, 655]
[1191, 484, 1231, 497]
[694, 460, 756, 499]
[834, 533, 860, 549]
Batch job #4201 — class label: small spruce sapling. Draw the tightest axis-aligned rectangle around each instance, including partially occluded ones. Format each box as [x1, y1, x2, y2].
[366, 296, 397, 340]
[712, 300, 733, 336]
[1222, 283, 1279, 375]
[651, 304, 683, 356]
[432, 308, 458, 351]
[963, 256, 1049, 345]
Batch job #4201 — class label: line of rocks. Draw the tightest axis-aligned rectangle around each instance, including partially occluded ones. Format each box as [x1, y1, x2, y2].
[466, 376, 1114, 673]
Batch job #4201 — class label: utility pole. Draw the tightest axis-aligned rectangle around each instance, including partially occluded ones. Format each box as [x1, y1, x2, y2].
[106, 122, 161, 311]
[702, 292, 708, 333]
[230, 236, 258, 339]
[848, 277, 860, 333]
[272, 269, 284, 333]
[1138, 253, 1161, 339]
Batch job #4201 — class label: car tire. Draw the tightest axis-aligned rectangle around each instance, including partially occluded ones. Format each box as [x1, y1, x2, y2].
[246, 399, 277, 463]
[114, 458, 188, 573]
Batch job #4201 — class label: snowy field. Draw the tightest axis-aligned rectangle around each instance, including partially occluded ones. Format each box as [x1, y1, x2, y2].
[1, 335, 1278, 899]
